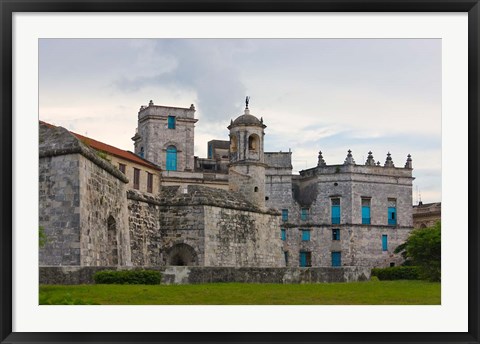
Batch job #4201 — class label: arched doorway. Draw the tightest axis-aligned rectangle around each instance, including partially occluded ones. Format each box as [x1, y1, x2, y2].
[167, 243, 197, 266]
[166, 145, 177, 171]
[107, 215, 118, 265]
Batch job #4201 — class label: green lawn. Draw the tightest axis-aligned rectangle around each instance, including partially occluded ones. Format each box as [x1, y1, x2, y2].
[39, 280, 440, 305]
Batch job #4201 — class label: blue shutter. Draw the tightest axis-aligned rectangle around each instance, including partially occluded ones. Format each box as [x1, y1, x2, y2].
[362, 206, 371, 224]
[301, 208, 308, 221]
[388, 207, 396, 225]
[166, 146, 177, 171]
[331, 252, 341, 267]
[167, 116, 176, 129]
[382, 235, 388, 251]
[299, 252, 307, 267]
[331, 205, 340, 224]
[302, 230, 310, 241]
[282, 209, 288, 221]
[281, 229, 286, 241]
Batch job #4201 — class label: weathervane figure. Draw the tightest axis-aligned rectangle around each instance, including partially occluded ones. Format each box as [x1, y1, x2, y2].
[245, 96, 250, 109]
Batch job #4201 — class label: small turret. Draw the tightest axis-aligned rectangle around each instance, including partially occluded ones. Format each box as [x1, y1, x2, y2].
[365, 151, 376, 166]
[404, 154, 413, 169]
[344, 149, 356, 165]
[384, 152, 395, 167]
[317, 151, 327, 166]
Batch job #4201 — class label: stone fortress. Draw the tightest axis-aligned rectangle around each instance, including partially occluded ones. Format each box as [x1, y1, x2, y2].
[39, 98, 415, 283]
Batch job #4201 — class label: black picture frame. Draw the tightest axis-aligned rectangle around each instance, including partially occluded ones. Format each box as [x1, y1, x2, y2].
[1, 1, 479, 343]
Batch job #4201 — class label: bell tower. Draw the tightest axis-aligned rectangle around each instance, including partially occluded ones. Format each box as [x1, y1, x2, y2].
[227, 97, 267, 209]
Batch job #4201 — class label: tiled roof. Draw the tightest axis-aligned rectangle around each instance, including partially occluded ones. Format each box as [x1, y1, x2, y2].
[39, 120, 160, 170]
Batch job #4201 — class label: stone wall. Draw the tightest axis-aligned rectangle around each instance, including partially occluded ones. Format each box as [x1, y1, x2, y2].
[158, 204, 206, 266]
[203, 206, 284, 267]
[39, 154, 81, 266]
[282, 225, 409, 268]
[39, 266, 371, 285]
[79, 155, 130, 266]
[127, 190, 162, 266]
[39, 123, 131, 267]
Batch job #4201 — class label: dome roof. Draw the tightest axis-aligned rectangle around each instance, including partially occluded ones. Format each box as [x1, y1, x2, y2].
[230, 109, 264, 128]
[233, 114, 262, 126]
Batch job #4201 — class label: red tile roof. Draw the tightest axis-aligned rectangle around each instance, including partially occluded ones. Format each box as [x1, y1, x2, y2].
[40, 120, 160, 170]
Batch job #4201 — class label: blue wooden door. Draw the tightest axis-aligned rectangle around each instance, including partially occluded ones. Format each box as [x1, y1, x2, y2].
[331, 205, 340, 224]
[382, 235, 388, 251]
[166, 146, 177, 171]
[299, 252, 307, 267]
[331, 252, 341, 267]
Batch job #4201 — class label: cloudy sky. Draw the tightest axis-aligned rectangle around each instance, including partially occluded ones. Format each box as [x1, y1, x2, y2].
[39, 38, 441, 203]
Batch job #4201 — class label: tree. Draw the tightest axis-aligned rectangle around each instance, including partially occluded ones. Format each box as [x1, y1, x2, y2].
[394, 221, 441, 281]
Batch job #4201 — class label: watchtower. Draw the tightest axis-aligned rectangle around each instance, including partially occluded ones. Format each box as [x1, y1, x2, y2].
[227, 98, 267, 209]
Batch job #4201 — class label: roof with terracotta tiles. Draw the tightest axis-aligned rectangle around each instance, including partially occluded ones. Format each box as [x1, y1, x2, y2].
[39, 120, 160, 170]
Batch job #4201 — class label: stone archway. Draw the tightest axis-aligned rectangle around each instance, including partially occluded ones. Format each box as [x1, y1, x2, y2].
[107, 215, 118, 266]
[167, 243, 197, 266]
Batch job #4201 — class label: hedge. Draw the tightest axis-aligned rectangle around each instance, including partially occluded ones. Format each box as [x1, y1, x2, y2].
[94, 270, 161, 285]
[371, 266, 421, 280]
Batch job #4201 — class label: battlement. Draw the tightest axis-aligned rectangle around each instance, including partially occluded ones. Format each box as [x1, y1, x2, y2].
[138, 100, 196, 120]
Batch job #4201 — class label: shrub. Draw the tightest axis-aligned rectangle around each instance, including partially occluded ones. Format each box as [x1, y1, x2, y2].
[371, 266, 421, 281]
[94, 270, 161, 285]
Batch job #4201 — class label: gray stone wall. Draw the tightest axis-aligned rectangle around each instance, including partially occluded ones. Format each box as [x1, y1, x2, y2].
[127, 191, 162, 266]
[228, 164, 266, 209]
[79, 155, 131, 266]
[203, 206, 284, 267]
[39, 266, 371, 285]
[158, 204, 206, 266]
[282, 225, 409, 268]
[39, 154, 81, 266]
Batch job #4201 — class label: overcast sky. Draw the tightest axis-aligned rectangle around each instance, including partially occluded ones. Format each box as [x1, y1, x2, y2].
[39, 38, 441, 204]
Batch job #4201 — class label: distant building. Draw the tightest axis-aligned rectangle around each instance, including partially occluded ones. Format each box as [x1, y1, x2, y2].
[412, 202, 441, 228]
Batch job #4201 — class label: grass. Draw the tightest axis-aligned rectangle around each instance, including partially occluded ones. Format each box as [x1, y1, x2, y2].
[39, 280, 440, 305]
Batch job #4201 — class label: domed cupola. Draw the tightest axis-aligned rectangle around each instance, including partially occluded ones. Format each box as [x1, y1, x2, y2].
[228, 97, 266, 164]
[227, 97, 267, 209]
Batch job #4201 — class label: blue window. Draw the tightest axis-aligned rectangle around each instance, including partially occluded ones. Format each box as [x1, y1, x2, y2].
[331, 251, 341, 267]
[166, 145, 177, 171]
[362, 198, 371, 224]
[331, 198, 340, 224]
[140, 147, 144, 158]
[282, 209, 288, 222]
[382, 235, 388, 251]
[281, 228, 286, 241]
[299, 251, 311, 267]
[208, 143, 213, 159]
[388, 199, 397, 226]
[301, 229, 310, 241]
[332, 229, 340, 241]
[301, 208, 309, 221]
[167, 116, 176, 129]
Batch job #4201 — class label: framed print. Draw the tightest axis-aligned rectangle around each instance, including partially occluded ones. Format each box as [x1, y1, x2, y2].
[1, 1, 479, 343]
